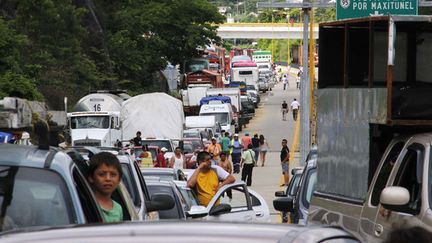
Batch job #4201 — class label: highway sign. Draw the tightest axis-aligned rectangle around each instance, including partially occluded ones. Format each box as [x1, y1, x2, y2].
[337, 0, 418, 20]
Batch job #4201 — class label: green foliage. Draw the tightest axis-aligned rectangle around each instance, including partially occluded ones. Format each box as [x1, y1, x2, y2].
[0, 0, 223, 106]
[0, 72, 43, 100]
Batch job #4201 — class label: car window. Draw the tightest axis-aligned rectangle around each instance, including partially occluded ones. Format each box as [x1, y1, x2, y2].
[287, 174, 301, 196]
[371, 141, 405, 206]
[142, 172, 175, 181]
[393, 144, 424, 215]
[217, 185, 251, 212]
[121, 164, 141, 207]
[141, 140, 172, 152]
[147, 185, 180, 219]
[72, 167, 102, 223]
[303, 169, 317, 208]
[250, 193, 261, 207]
[0, 166, 75, 232]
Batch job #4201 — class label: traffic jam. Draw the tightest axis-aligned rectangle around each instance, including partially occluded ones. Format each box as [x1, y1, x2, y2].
[2, 9, 432, 243]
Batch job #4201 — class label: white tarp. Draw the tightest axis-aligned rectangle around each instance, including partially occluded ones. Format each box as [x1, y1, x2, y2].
[121, 93, 184, 140]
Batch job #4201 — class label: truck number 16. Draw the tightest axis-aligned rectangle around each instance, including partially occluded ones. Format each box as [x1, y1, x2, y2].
[94, 104, 101, 111]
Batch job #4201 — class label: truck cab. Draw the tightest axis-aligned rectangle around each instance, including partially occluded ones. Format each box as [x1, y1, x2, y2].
[199, 103, 235, 136]
[67, 111, 121, 147]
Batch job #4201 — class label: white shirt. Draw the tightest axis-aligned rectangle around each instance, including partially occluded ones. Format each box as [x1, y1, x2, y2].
[291, 100, 300, 110]
[172, 154, 185, 170]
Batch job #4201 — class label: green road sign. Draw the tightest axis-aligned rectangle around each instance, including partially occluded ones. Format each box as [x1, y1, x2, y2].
[337, 0, 418, 20]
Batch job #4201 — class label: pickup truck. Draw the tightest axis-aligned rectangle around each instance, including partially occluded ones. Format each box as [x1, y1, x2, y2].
[309, 133, 432, 242]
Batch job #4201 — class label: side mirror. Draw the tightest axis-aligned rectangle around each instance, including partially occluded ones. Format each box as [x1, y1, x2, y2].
[186, 205, 208, 218]
[146, 193, 175, 212]
[273, 196, 294, 213]
[275, 191, 287, 197]
[209, 203, 231, 216]
[380, 186, 410, 211]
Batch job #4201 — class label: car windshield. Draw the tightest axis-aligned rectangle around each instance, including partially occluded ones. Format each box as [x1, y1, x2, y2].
[0, 166, 74, 232]
[141, 140, 172, 152]
[71, 116, 110, 129]
[200, 113, 229, 126]
[185, 59, 209, 73]
[183, 132, 200, 139]
[247, 85, 256, 90]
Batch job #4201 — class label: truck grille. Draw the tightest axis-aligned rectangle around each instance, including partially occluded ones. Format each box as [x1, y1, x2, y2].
[74, 139, 101, 147]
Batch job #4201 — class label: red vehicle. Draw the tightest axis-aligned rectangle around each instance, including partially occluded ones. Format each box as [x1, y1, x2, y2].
[185, 70, 224, 88]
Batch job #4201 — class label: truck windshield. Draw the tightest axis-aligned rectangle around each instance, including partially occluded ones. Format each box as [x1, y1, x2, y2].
[185, 59, 209, 73]
[0, 166, 74, 232]
[201, 113, 229, 126]
[71, 116, 110, 129]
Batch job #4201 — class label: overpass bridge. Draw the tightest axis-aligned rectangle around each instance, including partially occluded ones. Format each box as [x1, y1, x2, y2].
[217, 23, 319, 39]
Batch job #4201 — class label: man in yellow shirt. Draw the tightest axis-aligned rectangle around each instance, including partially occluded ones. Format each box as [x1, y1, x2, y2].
[187, 151, 235, 207]
[207, 137, 222, 161]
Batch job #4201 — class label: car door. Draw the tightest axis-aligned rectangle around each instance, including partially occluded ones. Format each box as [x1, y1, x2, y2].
[249, 189, 270, 222]
[371, 142, 427, 242]
[205, 183, 256, 222]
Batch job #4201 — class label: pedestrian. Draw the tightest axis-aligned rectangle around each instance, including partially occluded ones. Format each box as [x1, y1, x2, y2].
[259, 134, 270, 167]
[169, 147, 186, 170]
[280, 139, 290, 186]
[132, 131, 142, 160]
[155, 147, 168, 168]
[187, 151, 235, 207]
[188, 149, 199, 169]
[87, 152, 123, 222]
[251, 133, 260, 163]
[241, 132, 252, 150]
[282, 75, 288, 90]
[241, 144, 256, 186]
[207, 137, 222, 161]
[296, 70, 301, 89]
[229, 134, 243, 174]
[218, 152, 233, 200]
[291, 98, 300, 121]
[281, 101, 288, 121]
[221, 132, 231, 155]
[140, 145, 153, 168]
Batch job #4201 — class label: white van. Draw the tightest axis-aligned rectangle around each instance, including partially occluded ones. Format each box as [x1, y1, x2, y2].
[199, 103, 235, 135]
[184, 116, 222, 143]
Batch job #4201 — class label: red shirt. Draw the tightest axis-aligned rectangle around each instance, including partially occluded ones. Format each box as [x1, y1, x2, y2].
[156, 152, 166, 168]
[242, 136, 252, 150]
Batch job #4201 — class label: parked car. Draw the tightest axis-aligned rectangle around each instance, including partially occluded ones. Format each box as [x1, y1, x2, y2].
[0, 221, 361, 243]
[275, 167, 304, 223]
[274, 150, 318, 225]
[258, 77, 269, 93]
[0, 143, 139, 234]
[141, 168, 188, 182]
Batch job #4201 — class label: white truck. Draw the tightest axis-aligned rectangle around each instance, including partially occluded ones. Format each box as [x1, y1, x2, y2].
[206, 88, 242, 133]
[185, 116, 222, 143]
[231, 62, 259, 90]
[68, 91, 130, 147]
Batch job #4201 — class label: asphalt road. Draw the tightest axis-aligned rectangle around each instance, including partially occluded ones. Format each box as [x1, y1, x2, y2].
[233, 73, 301, 223]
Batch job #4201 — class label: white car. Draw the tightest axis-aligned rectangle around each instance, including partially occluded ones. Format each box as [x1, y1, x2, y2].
[177, 181, 270, 222]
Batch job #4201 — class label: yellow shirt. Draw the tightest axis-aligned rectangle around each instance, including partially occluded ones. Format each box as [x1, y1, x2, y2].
[140, 152, 154, 168]
[196, 169, 220, 207]
[207, 143, 221, 161]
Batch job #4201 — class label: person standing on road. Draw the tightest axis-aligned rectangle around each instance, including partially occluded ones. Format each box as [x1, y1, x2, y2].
[169, 147, 186, 170]
[241, 144, 256, 186]
[259, 134, 270, 167]
[187, 151, 235, 207]
[132, 131, 142, 160]
[291, 98, 300, 121]
[155, 147, 168, 168]
[281, 101, 289, 121]
[296, 70, 301, 90]
[241, 132, 252, 150]
[218, 152, 233, 200]
[207, 137, 222, 161]
[251, 133, 260, 163]
[282, 74, 288, 90]
[229, 134, 243, 174]
[280, 139, 290, 186]
[221, 132, 231, 155]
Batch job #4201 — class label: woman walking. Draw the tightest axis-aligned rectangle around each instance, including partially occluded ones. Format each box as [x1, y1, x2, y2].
[259, 134, 270, 167]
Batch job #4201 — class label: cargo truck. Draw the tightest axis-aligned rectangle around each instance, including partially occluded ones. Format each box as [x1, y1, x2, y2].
[305, 16, 432, 242]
